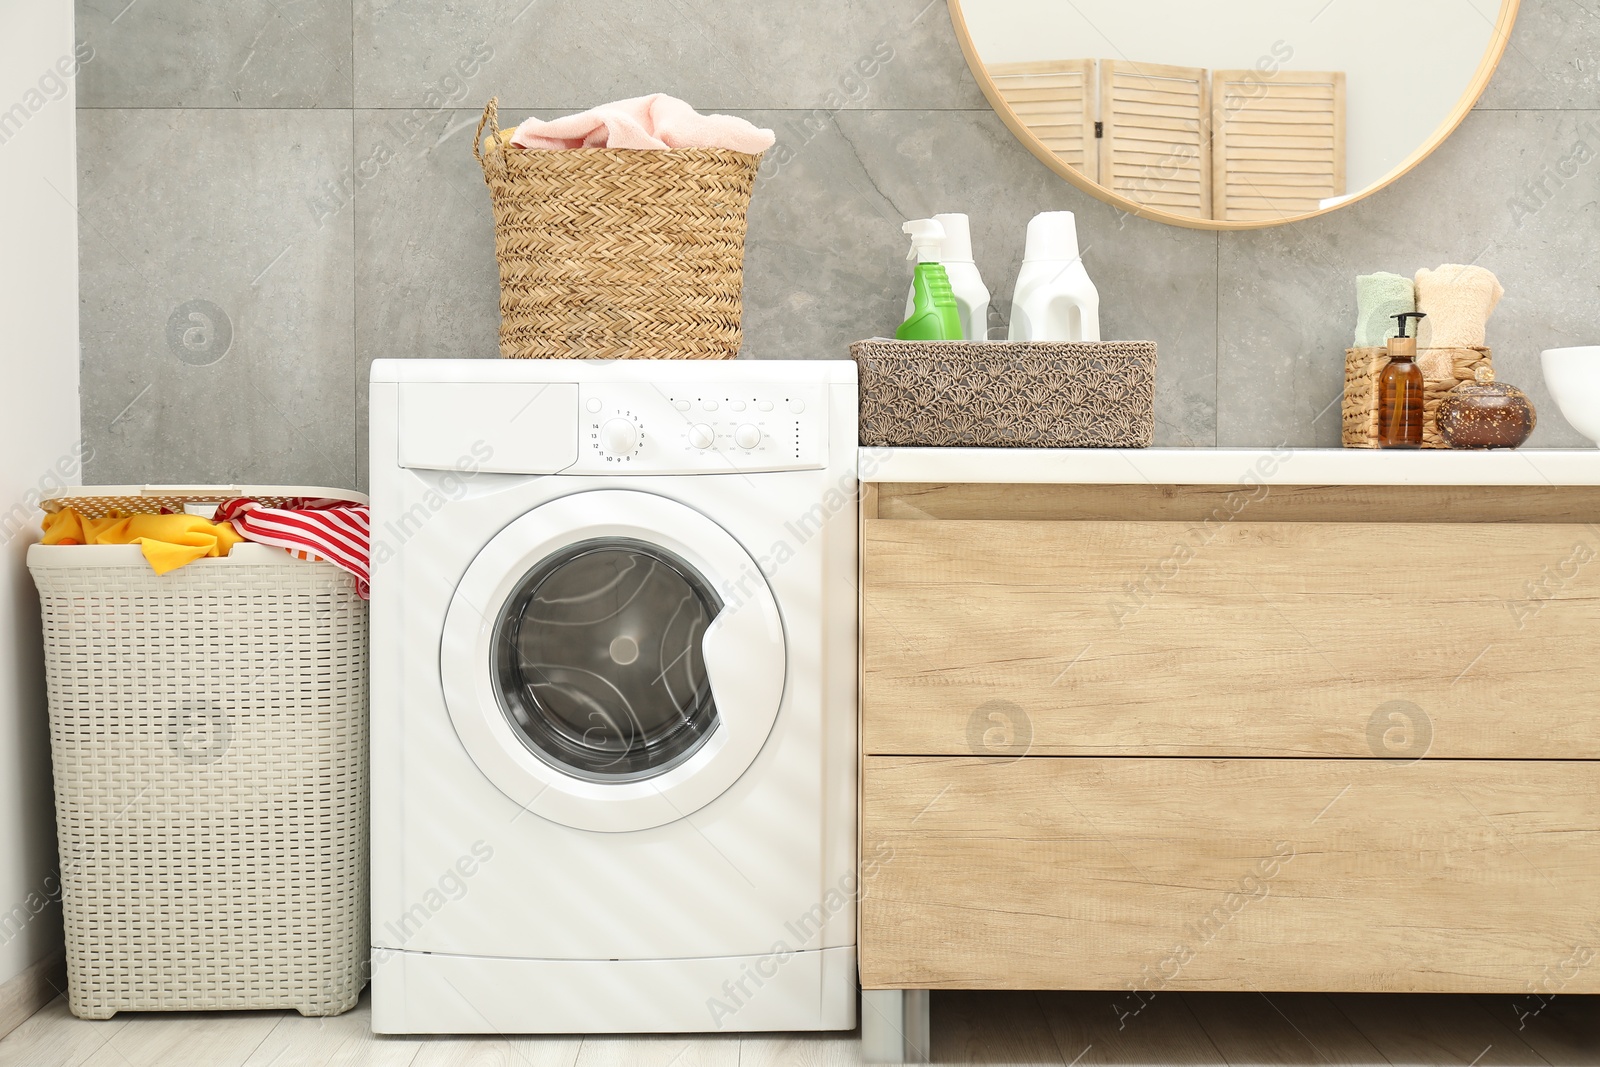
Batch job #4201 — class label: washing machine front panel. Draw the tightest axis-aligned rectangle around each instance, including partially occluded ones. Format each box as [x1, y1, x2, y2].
[441, 489, 787, 833]
[372, 460, 856, 964]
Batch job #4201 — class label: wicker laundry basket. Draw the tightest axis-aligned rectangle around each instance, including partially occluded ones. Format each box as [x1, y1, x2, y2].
[28, 485, 368, 1020]
[852, 338, 1156, 447]
[474, 97, 761, 360]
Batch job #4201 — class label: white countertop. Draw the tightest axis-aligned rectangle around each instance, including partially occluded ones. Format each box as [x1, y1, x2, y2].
[861, 447, 1600, 486]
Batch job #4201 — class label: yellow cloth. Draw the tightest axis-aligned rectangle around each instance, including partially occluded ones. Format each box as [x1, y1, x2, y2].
[42, 508, 244, 576]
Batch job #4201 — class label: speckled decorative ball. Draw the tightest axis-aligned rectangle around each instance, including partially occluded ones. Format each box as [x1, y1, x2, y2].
[1437, 365, 1536, 449]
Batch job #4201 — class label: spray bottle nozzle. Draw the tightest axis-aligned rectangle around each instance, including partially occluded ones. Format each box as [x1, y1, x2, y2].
[1392, 311, 1426, 339]
[903, 219, 946, 263]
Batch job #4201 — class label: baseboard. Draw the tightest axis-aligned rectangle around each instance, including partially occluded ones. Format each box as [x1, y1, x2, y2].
[0, 950, 65, 1041]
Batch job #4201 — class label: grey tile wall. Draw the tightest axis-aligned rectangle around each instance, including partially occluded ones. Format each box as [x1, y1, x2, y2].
[77, 0, 1600, 486]
[78, 108, 357, 485]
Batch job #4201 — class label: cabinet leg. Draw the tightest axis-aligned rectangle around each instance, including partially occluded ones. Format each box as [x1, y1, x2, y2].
[861, 989, 931, 1064]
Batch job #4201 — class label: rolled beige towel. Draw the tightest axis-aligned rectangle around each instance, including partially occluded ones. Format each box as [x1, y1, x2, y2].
[1414, 264, 1503, 349]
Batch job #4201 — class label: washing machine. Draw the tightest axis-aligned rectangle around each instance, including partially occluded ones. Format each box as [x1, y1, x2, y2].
[367, 359, 859, 1034]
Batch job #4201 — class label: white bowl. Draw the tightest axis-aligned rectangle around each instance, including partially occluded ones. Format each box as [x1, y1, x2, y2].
[1541, 346, 1600, 446]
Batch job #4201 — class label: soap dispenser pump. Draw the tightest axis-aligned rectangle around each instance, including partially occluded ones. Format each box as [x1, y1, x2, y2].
[1378, 311, 1426, 448]
[896, 219, 962, 341]
[1008, 211, 1101, 343]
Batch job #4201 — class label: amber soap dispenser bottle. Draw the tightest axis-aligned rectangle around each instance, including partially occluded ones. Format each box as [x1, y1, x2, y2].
[1378, 311, 1426, 448]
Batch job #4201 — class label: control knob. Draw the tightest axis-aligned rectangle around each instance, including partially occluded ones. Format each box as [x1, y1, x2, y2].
[687, 423, 716, 449]
[600, 418, 638, 456]
[733, 424, 762, 450]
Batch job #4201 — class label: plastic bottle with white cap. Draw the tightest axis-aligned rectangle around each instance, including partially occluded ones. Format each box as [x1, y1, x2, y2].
[1008, 211, 1100, 343]
[902, 213, 991, 341]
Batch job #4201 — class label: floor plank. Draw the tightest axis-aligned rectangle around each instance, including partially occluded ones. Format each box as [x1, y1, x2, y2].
[1475, 994, 1600, 1067]
[73, 1006, 281, 1067]
[1332, 993, 1549, 1066]
[243, 996, 424, 1067]
[1183, 992, 1386, 1066]
[932, 990, 1066, 1065]
[0, 997, 124, 1067]
[410, 1033, 582, 1067]
[327, 1032, 426, 1067]
[739, 1031, 863, 1067]
[571, 1034, 738, 1067]
[1037, 990, 1224, 1065]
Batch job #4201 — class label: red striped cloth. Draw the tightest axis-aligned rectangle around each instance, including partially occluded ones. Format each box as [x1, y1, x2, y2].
[215, 498, 371, 599]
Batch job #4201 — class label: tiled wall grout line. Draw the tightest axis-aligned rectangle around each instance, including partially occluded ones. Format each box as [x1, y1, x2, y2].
[350, 103, 360, 489]
[70, 105, 1011, 113]
[1213, 234, 1221, 449]
[351, 0, 359, 488]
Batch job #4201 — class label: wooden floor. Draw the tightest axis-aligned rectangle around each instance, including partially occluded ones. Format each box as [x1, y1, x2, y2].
[4, 989, 1600, 1066]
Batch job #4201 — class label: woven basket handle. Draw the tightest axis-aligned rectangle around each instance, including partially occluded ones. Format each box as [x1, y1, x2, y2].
[474, 97, 500, 175]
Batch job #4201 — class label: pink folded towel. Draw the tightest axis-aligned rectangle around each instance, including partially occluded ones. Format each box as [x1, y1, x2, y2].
[510, 93, 775, 153]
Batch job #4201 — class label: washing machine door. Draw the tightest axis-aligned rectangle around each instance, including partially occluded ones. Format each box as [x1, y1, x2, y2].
[440, 490, 786, 832]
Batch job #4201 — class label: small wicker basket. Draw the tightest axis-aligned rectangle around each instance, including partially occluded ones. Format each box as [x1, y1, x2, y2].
[474, 98, 760, 360]
[29, 485, 368, 1019]
[851, 339, 1156, 448]
[1342, 346, 1492, 448]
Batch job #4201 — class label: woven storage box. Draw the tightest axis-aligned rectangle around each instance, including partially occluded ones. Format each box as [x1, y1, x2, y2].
[474, 97, 760, 360]
[28, 486, 368, 1020]
[1343, 346, 1492, 448]
[851, 339, 1156, 447]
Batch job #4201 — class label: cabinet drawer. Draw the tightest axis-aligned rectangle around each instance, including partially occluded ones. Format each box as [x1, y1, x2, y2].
[860, 756, 1600, 992]
[863, 518, 1600, 758]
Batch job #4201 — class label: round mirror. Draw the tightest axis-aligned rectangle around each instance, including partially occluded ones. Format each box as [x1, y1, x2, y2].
[949, 0, 1518, 229]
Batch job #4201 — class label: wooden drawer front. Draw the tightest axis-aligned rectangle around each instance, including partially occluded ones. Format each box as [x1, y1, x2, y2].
[861, 757, 1600, 992]
[864, 518, 1600, 758]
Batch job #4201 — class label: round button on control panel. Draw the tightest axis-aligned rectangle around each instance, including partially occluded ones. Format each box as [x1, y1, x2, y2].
[600, 418, 639, 456]
[687, 423, 716, 449]
[734, 424, 762, 450]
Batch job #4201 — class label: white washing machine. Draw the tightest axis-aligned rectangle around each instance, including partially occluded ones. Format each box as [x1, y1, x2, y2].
[367, 359, 859, 1035]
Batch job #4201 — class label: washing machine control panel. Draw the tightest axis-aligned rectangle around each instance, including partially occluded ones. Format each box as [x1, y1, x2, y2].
[572, 383, 828, 473]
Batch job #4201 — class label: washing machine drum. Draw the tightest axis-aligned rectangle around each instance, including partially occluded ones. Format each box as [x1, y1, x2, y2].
[492, 537, 721, 782]
[441, 490, 787, 833]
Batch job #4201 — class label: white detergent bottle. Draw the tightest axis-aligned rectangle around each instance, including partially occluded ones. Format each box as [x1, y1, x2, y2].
[1008, 211, 1100, 342]
[903, 213, 991, 341]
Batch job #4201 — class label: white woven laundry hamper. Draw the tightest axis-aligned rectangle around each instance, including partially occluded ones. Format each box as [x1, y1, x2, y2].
[27, 486, 368, 1020]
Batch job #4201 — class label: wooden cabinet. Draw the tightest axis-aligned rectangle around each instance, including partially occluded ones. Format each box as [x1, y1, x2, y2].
[859, 481, 1600, 994]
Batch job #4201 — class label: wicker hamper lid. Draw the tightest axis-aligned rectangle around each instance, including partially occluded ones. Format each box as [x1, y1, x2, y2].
[39, 484, 367, 519]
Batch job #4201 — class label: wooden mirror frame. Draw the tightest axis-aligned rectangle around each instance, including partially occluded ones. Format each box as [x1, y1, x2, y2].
[947, 0, 1521, 230]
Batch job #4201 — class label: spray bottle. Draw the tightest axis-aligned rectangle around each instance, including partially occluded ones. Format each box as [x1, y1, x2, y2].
[896, 219, 963, 341]
[903, 213, 992, 341]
